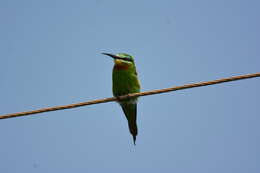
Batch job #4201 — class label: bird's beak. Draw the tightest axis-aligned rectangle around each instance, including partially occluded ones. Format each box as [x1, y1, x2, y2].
[102, 53, 121, 59]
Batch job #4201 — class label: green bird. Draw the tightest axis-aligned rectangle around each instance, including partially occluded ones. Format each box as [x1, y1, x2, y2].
[102, 53, 141, 145]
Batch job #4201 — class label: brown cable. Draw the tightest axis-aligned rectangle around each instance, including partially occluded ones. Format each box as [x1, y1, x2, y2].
[1, 72, 259, 120]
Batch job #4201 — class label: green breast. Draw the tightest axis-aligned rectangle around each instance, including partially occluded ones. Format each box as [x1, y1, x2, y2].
[112, 67, 140, 99]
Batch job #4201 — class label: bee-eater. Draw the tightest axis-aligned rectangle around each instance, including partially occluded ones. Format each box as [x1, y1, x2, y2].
[102, 53, 141, 145]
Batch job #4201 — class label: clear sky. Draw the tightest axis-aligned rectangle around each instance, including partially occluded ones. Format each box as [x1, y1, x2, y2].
[0, 0, 259, 172]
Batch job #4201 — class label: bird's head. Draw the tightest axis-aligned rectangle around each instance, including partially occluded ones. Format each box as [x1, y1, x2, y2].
[102, 53, 135, 69]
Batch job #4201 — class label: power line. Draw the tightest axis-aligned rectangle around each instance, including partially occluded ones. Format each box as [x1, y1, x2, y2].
[1, 72, 259, 120]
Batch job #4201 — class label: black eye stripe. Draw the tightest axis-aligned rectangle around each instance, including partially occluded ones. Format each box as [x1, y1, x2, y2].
[117, 57, 132, 62]
[126, 58, 133, 62]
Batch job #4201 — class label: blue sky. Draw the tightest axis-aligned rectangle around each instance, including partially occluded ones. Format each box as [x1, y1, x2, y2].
[0, 0, 259, 172]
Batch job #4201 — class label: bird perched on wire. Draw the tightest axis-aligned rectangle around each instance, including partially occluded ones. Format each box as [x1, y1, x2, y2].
[102, 53, 141, 145]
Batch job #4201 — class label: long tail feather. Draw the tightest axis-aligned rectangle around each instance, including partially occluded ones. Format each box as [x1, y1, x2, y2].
[121, 103, 138, 145]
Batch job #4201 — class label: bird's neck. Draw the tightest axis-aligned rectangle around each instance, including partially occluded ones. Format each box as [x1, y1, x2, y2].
[113, 63, 130, 70]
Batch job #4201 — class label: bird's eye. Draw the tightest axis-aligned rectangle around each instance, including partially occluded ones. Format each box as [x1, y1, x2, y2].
[117, 57, 132, 62]
[126, 58, 133, 62]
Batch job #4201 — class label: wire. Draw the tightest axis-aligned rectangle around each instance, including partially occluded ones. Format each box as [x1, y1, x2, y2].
[0, 72, 259, 120]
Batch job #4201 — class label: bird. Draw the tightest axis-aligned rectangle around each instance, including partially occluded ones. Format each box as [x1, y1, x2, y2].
[102, 53, 141, 145]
